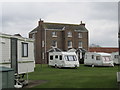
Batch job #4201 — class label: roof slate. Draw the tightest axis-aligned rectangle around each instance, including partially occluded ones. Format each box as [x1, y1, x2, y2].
[29, 22, 88, 33]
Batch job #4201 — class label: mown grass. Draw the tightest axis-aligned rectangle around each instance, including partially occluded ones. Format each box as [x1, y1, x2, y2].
[27, 64, 118, 88]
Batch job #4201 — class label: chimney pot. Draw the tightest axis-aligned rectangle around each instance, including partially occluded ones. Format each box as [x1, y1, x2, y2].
[80, 21, 85, 26]
[81, 21, 82, 24]
[38, 18, 43, 26]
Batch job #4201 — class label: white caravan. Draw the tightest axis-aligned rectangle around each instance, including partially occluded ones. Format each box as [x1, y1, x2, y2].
[0, 33, 35, 87]
[111, 52, 119, 64]
[49, 52, 79, 68]
[84, 52, 114, 67]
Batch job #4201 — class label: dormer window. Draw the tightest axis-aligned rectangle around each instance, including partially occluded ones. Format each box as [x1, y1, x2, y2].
[78, 33, 82, 38]
[52, 31, 57, 37]
[67, 32, 72, 37]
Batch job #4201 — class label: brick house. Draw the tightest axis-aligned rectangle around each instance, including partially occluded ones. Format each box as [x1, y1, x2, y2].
[89, 47, 119, 53]
[29, 19, 89, 64]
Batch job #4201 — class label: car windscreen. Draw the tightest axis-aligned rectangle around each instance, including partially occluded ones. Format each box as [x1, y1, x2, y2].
[65, 55, 77, 61]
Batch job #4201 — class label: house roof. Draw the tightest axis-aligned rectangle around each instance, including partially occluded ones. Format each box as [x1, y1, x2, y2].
[29, 21, 88, 34]
[29, 26, 39, 34]
[89, 47, 119, 53]
[47, 47, 62, 52]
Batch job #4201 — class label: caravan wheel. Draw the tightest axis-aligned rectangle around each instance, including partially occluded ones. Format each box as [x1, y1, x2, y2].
[92, 64, 94, 67]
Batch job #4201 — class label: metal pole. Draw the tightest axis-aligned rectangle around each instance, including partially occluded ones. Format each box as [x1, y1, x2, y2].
[118, 2, 120, 89]
[118, 2, 120, 72]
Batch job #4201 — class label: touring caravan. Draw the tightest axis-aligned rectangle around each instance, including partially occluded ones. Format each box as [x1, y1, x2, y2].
[48, 52, 79, 68]
[0, 33, 35, 87]
[68, 48, 86, 64]
[111, 52, 119, 64]
[84, 52, 114, 67]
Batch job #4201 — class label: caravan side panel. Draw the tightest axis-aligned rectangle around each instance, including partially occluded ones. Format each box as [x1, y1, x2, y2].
[0, 36, 11, 68]
[17, 39, 35, 74]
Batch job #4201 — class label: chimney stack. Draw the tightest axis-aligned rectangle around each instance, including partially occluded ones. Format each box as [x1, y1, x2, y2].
[38, 18, 44, 26]
[80, 21, 85, 26]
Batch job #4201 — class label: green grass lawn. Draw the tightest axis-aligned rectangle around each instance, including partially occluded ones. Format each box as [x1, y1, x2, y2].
[27, 64, 118, 88]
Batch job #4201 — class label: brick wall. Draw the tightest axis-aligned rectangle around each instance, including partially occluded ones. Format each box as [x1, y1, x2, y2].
[29, 21, 89, 64]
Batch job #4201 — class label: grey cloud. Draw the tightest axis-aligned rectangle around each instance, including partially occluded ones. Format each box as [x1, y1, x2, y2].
[1, 2, 118, 47]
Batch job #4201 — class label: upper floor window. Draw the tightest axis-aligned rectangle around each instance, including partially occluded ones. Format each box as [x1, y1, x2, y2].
[52, 31, 57, 37]
[52, 40, 57, 47]
[67, 32, 72, 37]
[78, 33, 82, 38]
[68, 41, 72, 48]
[22, 42, 28, 57]
[78, 41, 82, 48]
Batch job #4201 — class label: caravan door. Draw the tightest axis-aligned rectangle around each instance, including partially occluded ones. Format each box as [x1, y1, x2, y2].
[11, 38, 18, 73]
[49, 55, 54, 66]
[54, 55, 59, 66]
[94, 55, 102, 66]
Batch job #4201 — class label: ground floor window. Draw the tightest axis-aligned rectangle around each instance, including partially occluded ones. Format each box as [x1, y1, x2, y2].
[68, 41, 72, 48]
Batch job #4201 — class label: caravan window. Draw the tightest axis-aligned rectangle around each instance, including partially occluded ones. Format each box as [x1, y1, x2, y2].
[60, 55, 62, 60]
[55, 55, 58, 59]
[114, 55, 119, 59]
[73, 56, 77, 61]
[68, 56, 74, 61]
[22, 43, 28, 57]
[92, 55, 94, 59]
[65, 55, 77, 61]
[102, 56, 111, 62]
[96, 56, 100, 60]
[50, 55, 53, 60]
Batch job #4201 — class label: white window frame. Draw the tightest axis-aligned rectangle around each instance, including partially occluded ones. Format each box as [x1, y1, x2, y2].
[68, 41, 72, 48]
[67, 32, 72, 37]
[42, 41, 44, 47]
[78, 33, 82, 38]
[78, 41, 82, 48]
[22, 42, 28, 57]
[52, 31, 57, 37]
[42, 52, 44, 59]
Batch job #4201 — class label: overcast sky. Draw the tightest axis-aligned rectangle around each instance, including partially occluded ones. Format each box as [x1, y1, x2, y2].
[1, 1, 119, 47]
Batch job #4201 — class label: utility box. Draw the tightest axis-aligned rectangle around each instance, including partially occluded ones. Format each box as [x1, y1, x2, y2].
[0, 67, 14, 89]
